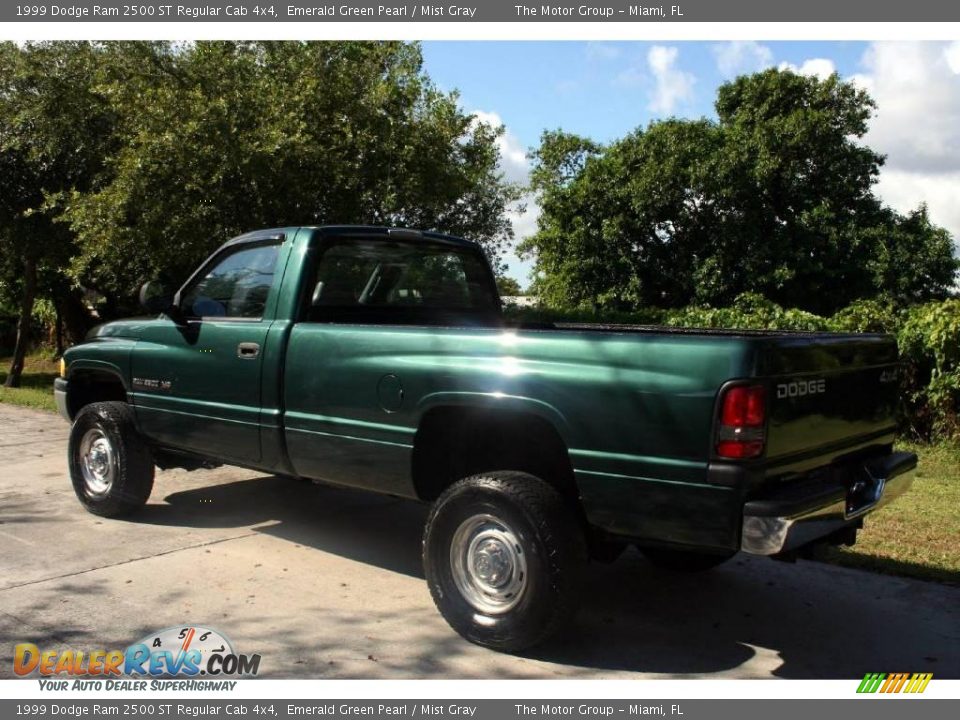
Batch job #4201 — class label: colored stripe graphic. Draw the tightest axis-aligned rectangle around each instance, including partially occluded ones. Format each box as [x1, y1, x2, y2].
[858, 672, 932, 693]
[857, 673, 886, 693]
[909, 673, 933, 693]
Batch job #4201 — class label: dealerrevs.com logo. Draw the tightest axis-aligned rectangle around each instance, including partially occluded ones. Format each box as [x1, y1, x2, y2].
[14, 626, 261, 690]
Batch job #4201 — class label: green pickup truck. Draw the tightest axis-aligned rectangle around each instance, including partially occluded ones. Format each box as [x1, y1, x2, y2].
[55, 225, 916, 650]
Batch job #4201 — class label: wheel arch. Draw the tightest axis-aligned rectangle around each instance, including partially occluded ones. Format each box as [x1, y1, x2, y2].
[65, 363, 129, 420]
[410, 395, 580, 507]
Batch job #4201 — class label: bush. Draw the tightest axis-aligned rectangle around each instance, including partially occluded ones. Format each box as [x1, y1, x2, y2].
[897, 300, 960, 442]
[829, 298, 899, 334]
[666, 293, 831, 331]
[509, 295, 960, 444]
[502, 304, 667, 326]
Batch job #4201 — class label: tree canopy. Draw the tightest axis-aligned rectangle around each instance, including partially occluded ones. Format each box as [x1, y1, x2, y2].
[522, 69, 958, 314]
[496, 276, 524, 296]
[62, 41, 520, 301]
[0, 41, 521, 383]
[0, 41, 118, 384]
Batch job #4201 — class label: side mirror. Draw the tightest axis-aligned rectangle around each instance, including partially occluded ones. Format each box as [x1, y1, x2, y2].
[139, 281, 176, 315]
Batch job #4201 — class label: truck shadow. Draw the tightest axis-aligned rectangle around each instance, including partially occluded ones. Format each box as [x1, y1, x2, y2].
[133, 474, 956, 679]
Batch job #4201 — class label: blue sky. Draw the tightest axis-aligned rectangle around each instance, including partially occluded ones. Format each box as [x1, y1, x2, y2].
[423, 42, 865, 143]
[421, 41, 960, 285]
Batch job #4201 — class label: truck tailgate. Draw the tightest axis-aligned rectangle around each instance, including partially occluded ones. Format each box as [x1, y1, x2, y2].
[753, 334, 900, 463]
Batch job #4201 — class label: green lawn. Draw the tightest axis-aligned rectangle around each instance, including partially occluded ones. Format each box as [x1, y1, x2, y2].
[810, 441, 960, 585]
[1, 353, 957, 585]
[0, 353, 59, 412]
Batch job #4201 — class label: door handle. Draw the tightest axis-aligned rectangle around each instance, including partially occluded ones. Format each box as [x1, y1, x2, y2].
[237, 342, 260, 359]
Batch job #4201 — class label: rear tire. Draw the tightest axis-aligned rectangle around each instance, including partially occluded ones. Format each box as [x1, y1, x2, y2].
[423, 471, 587, 652]
[641, 547, 735, 572]
[68, 402, 155, 518]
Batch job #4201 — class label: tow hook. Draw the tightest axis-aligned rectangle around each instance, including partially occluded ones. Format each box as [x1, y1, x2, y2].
[826, 525, 859, 547]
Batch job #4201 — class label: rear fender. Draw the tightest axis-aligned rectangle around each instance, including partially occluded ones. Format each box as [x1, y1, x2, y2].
[416, 391, 571, 443]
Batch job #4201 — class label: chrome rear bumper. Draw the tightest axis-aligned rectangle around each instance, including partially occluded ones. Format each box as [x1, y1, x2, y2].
[741, 451, 917, 555]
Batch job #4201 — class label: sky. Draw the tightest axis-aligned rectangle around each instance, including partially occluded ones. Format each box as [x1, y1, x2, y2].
[421, 41, 960, 286]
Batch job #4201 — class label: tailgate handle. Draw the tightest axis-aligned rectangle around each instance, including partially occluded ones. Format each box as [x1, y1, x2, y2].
[237, 342, 260, 359]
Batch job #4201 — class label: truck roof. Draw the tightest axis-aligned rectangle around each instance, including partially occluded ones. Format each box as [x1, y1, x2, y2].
[224, 225, 480, 251]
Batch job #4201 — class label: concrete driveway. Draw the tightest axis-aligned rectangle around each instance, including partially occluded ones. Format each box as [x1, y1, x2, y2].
[0, 403, 957, 679]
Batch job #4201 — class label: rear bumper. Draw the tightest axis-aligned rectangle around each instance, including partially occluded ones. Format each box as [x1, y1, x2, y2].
[740, 451, 917, 555]
[53, 377, 70, 422]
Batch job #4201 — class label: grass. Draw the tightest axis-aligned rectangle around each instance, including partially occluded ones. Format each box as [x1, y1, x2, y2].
[810, 441, 960, 585]
[0, 352, 59, 413]
[1, 351, 957, 585]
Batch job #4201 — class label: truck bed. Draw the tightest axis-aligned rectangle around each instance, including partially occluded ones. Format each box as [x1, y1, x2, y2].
[516, 319, 887, 340]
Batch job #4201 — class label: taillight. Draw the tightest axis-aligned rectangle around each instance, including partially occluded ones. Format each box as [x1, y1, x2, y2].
[716, 384, 766, 459]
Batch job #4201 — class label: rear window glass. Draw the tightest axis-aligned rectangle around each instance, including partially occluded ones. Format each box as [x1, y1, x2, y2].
[304, 239, 498, 322]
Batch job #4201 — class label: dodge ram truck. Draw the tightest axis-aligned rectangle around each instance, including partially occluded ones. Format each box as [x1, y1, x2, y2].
[55, 225, 917, 651]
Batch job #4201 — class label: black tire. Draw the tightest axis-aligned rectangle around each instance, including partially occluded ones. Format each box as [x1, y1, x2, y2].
[641, 547, 735, 572]
[68, 402, 155, 518]
[423, 471, 587, 652]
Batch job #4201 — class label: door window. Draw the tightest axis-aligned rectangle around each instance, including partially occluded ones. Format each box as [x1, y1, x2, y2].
[180, 243, 281, 319]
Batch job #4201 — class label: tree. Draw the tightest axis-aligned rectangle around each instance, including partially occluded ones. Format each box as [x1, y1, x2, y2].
[496, 276, 523, 296]
[0, 41, 521, 381]
[64, 41, 520, 308]
[0, 42, 116, 386]
[523, 69, 958, 314]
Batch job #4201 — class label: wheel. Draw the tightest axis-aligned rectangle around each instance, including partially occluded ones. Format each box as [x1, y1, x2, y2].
[423, 471, 587, 652]
[640, 547, 735, 572]
[68, 402, 155, 517]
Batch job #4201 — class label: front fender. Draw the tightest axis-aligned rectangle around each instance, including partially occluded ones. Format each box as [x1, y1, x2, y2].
[65, 358, 131, 390]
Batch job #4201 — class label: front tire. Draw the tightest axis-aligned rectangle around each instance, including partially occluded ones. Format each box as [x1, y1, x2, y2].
[68, 402, 155, 517]
[423, 471, 586, 651]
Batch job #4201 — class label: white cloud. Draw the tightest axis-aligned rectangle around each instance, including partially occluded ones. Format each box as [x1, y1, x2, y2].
[613, 63, 645, 88]
[778, 58, 837, 80]
[586, 42, 622, 62]
[853, 42, 960, 246]
[507, 202, 540, 246]
[647, 45, 696, 115]
[856, 43, 960, 177]
[470, 110, 530, 186]
[470, 110, 538, 283]
[946, 42, 960, 74]
[713, 41, 773, 78]
[875, 170, 960, 239]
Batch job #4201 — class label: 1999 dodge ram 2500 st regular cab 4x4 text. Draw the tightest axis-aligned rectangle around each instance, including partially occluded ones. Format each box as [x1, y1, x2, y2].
[54, 226, 917, 651]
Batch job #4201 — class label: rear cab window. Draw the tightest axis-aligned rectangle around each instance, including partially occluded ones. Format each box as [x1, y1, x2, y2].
[302, 237, 500, 325]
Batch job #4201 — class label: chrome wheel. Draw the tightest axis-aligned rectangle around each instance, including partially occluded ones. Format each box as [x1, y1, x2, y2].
[78, 427, 116, 497]
[450, 513, 528, 614]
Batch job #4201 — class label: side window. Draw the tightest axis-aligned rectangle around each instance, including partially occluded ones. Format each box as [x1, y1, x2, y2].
[180, 243, 281, 319]
[305, 240, 497, 322]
